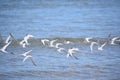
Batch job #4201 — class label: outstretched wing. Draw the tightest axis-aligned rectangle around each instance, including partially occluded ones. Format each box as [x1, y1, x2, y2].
[24, 34, 34, 40]
[57, 48, 65, 53]
[41, 40, 46, 45]
[5, 35, 11, 44]
[23, 56, 37, 66]
[101, 42, 106, 48]
[90, 43, 93, 53]
[30, 58, 37, 66]
[9, 33, 18, 43]
[24, 50, 32, 55]
[2, 41, 12, 51]
[55, 43, 63, 48]
[90, 42, 98, 53]
[86, 37, 92, 43]
[112, 37, 119, 41]
[41, 39, 50, 45]
[23, 56, 29, 62]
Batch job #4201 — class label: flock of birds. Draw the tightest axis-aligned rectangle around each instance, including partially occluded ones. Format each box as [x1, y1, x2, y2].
[0, 33, 120, 66]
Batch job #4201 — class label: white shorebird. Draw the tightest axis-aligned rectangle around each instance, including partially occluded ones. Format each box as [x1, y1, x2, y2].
[21, 34, 34, 45]
[57, 47, 66, 53]
[0, 41, 12, 53]
[55, 43, 63, 48]
[11, 50, 37, 66]
[20, 34, 34, 48]
[111, 37, 119, 45]
[49, 39, 57, 47]
[90, 42, 98, 53]
[98, 42, 107, 51]
[41, 39, 50, 46]
[21, 50, 37, 66]
[67, 48, 79, 59]
[85, 37, 92, 43]
[6, 33, 19, 44]
[19, 41, 27, 48]
[23, 55, 37, 66]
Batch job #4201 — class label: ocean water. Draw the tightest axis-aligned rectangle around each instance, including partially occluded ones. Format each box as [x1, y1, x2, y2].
[0, 0, 120, 80]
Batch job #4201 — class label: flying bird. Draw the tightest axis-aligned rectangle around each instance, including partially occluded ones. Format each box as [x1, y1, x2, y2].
[19, 34, 34, 48]
[49, 39, 57, 47]
[11, 50, 37, 66]
[4, 33, 16, 44]
[57, 48, 66, 53]
[23, 55, 37, 66]
[41, 39, 50, 46]
[111, 37, 119, 45]
[85, 37, 92, 43]
[55, 43, 63, 48]
[67, 48, 79, 60]
[98, 42, 107, 51]
[90, 42, 98, 53]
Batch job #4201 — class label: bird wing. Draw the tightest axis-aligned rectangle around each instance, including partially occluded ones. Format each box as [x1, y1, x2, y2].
[23, 56, 37, 66]
[23, 56, 29, 62]
[9, 33, 18, 43]
[72, 48, 79, 51]
[2, 41, 12, 50]
[41, 40, 46, 45]
[20, 40, 25, 45]
[24, 50, 32, 55]
[30, 58, 37, 66]
[86, 37, 92, 42]
[22, 43, 26, 48]
[11, 52, 20, 56]
[55, 43, 63, 48]
[57, 48, 65, 53]
[90, 43, 93, 52]
[100, 42, 106, 48]
[50, 40, 57, 47]
[67, 51, 78, 60]
[90, 42, 98, 53]
[24, 37, 29, 45]
[28, 35, 34, 38]
[57, 48, 62, 52]
[5, 35, 11, 44]
[24, 34, 34, 40]
[112, 37, 119, 41]
[86, 38, 89, 42]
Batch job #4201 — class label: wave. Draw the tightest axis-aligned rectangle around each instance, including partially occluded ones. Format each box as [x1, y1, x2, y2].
[0, 37, 110, 47]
